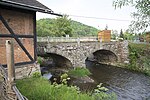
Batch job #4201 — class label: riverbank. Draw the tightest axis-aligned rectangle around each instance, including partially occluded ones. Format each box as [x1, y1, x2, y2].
[16, 76, 117, 100]
[127, 42, 150, 75]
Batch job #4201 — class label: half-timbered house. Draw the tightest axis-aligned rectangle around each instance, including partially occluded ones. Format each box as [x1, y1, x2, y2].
[0, 0, 60, 78]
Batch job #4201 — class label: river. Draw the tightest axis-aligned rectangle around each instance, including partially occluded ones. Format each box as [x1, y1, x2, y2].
[85, 61, 150, 100]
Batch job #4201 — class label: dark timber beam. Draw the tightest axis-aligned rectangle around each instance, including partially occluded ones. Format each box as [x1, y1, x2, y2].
[2, 60, 35, 68]
[33, 12, 37, 61]
[14, 34, 34, 38]
[0, 34, 12, 37]
[0, 15, 34, 61]
[0, 34, 34, 38]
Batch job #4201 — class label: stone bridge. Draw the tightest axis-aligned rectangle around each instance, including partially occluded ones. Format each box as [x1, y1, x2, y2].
[37, 41, 129, 67]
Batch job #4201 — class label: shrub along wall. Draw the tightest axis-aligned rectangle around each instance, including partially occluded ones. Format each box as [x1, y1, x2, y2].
[128, 43, 150, 75]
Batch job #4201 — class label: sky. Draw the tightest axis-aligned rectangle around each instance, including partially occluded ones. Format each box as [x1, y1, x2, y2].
[37, 0, 136, 32]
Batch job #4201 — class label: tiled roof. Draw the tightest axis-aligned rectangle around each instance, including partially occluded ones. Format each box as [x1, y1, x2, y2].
[0, 0, 62, 16]
[7, 0, 51, 10]
[0, 0, 53, 13]
[9, 0, 50, 10]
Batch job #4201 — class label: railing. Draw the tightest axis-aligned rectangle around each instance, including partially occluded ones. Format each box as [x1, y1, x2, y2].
[12, 86, 26, 100]
[37, 36, 98, 42]
[0, 64, 26, 100]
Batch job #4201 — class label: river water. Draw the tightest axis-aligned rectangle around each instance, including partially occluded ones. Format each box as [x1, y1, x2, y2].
[85, 61, 150, 100]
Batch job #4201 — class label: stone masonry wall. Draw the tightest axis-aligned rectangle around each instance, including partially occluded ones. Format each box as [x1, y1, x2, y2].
[15, 63, 41, 79]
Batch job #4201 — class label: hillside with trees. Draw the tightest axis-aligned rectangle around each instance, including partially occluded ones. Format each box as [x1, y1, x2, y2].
[37, 16, 98, 37]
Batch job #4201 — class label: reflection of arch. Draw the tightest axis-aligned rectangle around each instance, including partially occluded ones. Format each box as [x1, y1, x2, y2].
[39, 53, 72, 68]
[93, 49, 118, 63]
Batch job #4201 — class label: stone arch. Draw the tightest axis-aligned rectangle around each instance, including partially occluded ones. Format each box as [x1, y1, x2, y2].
[39, 53, 73, 68]
[92, 49, 118, 64]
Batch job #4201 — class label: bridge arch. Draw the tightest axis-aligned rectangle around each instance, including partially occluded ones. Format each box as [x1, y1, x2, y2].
[38, 53, 73, 68]
[92, 49, 118, 64]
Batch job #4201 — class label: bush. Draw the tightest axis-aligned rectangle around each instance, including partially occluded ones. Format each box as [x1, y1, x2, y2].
[141, 57, 150, 76]
[32, 72, 41, 78]
[37, 56, 43, 65]
[128, 43, 150, 75]
[68, 67, 91, 77]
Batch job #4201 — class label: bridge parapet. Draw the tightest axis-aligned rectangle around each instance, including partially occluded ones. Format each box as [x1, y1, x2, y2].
[37, 36, 98, 43]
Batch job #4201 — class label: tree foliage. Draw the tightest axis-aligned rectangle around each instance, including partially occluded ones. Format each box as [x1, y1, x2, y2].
[123, 30, 135, 40]
[71, 21, 98, 37]
[37, 18, 55, 37]
[119, 29, 124, 39]
[111, 30, 118, 40]
[37, 15, 98, 37]
[37, 15, 72, 37]
[53, 15, 72, 37]
[113, 0, 150, 32]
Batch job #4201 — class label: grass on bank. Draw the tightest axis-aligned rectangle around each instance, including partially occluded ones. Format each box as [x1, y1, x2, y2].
[16, 77, 116, 100]
[68, 67, 91, 77]
[128, 42, 150, 76]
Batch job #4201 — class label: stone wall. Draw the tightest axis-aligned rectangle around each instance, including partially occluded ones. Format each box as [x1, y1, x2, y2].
[15, 63, 41, 79]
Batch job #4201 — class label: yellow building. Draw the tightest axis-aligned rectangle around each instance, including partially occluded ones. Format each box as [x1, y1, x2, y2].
[98, 30, 111, 42]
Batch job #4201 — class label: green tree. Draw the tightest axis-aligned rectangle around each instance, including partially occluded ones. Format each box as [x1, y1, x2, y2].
[113, 0, 150, 32]
[70, 21, 98, 37]
[119, 29, 124, 39]
[54, 15, 72, 37]
[123, 30, 135, 40]
[37, 18, 55, 37]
